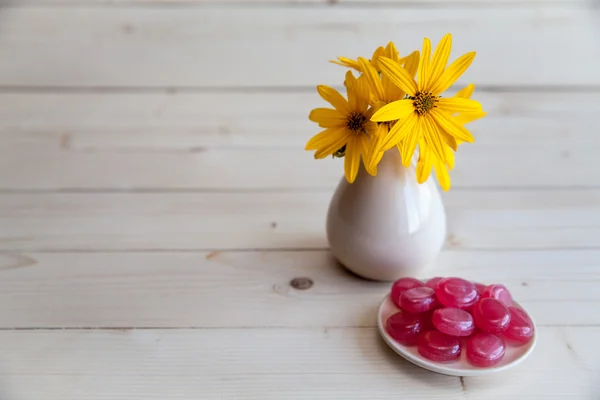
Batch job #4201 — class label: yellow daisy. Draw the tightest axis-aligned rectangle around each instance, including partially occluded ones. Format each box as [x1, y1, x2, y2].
[306, 71, 377, 183]
[371, 33, 483, 167]
[331, 42, 414, 74]
[416, 83, 487, 190]
[358, 45, 420, 171]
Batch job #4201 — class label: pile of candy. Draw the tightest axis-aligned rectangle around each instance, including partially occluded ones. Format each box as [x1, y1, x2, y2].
[385, 277, 535, 367]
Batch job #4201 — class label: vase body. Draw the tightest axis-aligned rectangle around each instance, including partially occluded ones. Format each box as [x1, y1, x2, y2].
[326, 150, 446, 281]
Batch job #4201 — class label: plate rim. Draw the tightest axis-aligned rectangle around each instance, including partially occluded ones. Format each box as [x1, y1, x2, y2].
[377, 294, 537, 377]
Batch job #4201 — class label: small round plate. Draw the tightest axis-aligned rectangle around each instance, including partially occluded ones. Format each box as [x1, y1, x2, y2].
[377, 294, 537, 376]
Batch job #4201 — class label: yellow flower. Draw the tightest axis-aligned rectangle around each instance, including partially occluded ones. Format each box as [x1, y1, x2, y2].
[306, 71, 377, 183]
[358, 45, 420, 172]
[331, 42, 414, 74]
[371, 33, 483, 168]
[416, 83, 487, 191]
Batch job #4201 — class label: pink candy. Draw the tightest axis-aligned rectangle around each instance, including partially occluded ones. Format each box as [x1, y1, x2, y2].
[482, 284, 513, 307]
[466, 333, 506, 367]
[391, 278, 423, 308]
[473, 298, 511, 333]
[432, 307, 475, 337]
[504, 306, 535, 345]
[418, 331, 462, 362]
[436, 278, 479, 309]
[425, 277, 444, 290]
[386, 311, 428, 346]
[400, 287, 436, 313]
[386, 277, 533, 368]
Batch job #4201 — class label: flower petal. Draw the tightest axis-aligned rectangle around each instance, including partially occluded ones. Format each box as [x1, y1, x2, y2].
[431, 52, 476, 94]
[441, 128, 458, 151]
[358, 136, 374, 176]
[344, 70, 370, 112]
[378, 56, 418, 96]
[317, 85, 351, 114]
[382, 114, 418, 151]
[433, 157, 451, 191]
[359, 57, 385, 103]
[437, 97, 483, 113]
[330, 57, 361, 72]
[306, 127, 348, 158]
[400, 117, 422, 166]
[384, 41, 400, 63]
[417, 140, 433, 184]
[403, 50, 420, 78]
[366, 124, 388, 174]
[454, 111, 487, 125]
[432, 108, 475, 143]
[308, 108, 346, 127]
[428, 34, 452, 88]
[422, 115, 447, 164]
[371, 99, 414, 122]
[370, 46, 386, 71]
[455, 83, 475, 99]
[344, 138, 361, 183]
[445, 145, 455, 170]
[418, 38, 432, 92]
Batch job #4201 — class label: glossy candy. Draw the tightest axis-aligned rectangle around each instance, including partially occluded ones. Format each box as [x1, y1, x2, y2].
[466, 333, 506, 367]
[391, 278, 423, 308]
[432, 307, 475, 337]
[417, 331, 462, 362]
[474, 282, 487, 296]
[482, 284, 513, 307]
[473, 298, 511, 333]
[436, 278, 479, 309]
[386, 312, 429, 346]
[425, 277, 444, 290]
[504, 306, 535, 345]
[400, 287, 437, 313]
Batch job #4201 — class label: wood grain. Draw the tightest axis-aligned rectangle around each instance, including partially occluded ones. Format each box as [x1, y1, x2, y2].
[0, 327, 597, 400]
[1, 91, 598, 150]
[0, 250, 599, 328]
[0, 7, 598, 87]
[0, 191, 598, 251]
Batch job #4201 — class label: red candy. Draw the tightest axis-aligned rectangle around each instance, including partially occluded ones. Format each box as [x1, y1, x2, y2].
[466, 333, 506, 367]
[474, 282, 487, 296]
[504, 306, 535, 345]
[386, 312, 428, 346]
[482, 284, 513, 307]
[418, 331, 462, 362]
[436, 278, 479, 309]
[385, 277, 533, 369]
[425, 277, 444, 290]
[473, 298, 511, 333]
[400, 287, 436, 313]
[432, 307, 475, 337]
[391, 278, 423, 308]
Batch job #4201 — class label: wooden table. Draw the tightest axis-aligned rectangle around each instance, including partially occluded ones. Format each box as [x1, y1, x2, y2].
[1, 1, 599, 398]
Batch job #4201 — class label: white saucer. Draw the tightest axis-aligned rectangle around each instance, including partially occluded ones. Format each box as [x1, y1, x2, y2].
[377, 294, 537, 376]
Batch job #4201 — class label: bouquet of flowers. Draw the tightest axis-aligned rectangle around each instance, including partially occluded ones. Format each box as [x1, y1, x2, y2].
[305, 34, 486, 191]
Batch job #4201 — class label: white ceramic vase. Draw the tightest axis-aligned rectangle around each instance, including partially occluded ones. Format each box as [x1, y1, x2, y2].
[326, 149, 446, 281]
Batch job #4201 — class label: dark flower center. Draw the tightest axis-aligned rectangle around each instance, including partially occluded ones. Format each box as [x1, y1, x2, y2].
[411, 92, 439, 115]
[346, 113, 367, 134]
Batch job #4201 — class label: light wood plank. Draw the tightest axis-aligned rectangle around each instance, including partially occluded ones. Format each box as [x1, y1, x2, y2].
[1, 91, 598, 150]
[19, 0, 585, 4]
[0, 327, 597, 399]
[0, 7, 598, 87]
[1, 91, 597, 189]
[0, 191, 599, 252]
[0, 250, 599, 328]
[1, 144, 596, 190]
